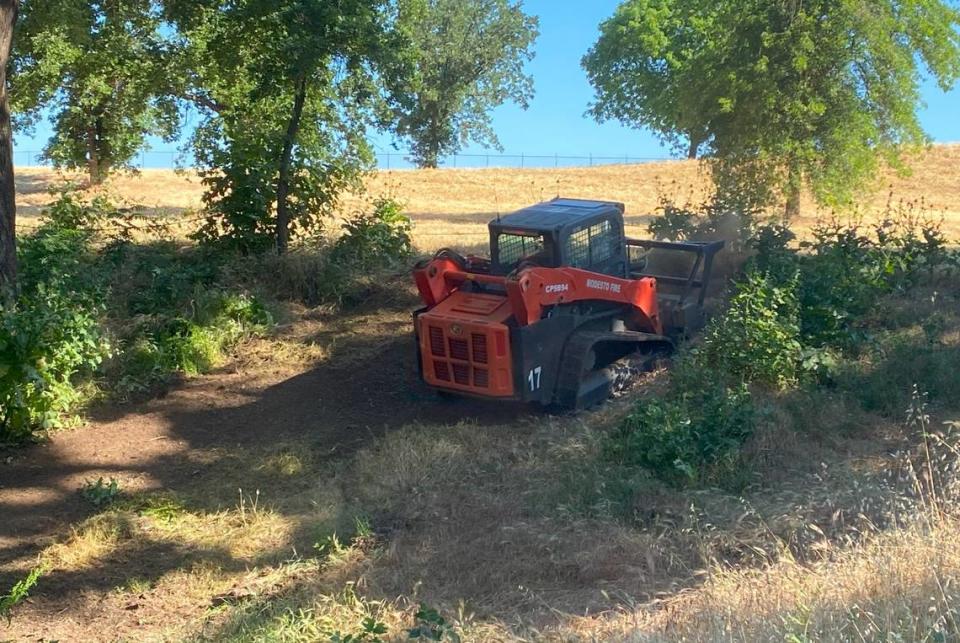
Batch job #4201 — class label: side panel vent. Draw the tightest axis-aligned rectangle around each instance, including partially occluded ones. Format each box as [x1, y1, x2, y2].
[429, 327, 446, 357]
[471, 333, 488, 364]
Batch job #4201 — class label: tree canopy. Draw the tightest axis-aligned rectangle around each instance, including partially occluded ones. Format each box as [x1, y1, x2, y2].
[388, 0, 538, 168]
[584, 0, 960, 214]
[12, 0, 179, 184]
[167, 0, 409, 253]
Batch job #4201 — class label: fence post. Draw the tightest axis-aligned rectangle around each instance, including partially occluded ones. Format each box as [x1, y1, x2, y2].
[555, 153, 558, 167]
[521, 153, 524, 168]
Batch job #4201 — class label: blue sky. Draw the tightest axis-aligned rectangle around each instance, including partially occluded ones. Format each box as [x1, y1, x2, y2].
[13, 0, 960, 168]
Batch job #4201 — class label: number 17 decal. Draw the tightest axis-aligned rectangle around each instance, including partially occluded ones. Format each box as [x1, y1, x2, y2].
[528, 366, 543, 392]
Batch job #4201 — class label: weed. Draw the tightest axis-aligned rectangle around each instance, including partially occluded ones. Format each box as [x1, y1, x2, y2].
[236, 488, 262, 526]
[81, 477, 121, 508]
[0, 566, 44, 623]
[259, 451, 306, 477]
[133, 493, 189, 524]
[408, 604, 461, 642]
[314, 516, 377, 562]
[330, 617, 389, 642]
[120, 577, 153, 594]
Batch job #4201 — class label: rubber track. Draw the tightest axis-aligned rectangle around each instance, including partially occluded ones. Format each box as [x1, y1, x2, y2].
[553, 330, 672, 409]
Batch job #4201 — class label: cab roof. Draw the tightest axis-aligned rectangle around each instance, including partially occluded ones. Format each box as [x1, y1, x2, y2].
[490, 198, 625, 233]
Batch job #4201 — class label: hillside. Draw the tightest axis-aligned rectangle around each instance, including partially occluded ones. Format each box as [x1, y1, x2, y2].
[1, 145, 959, 641]
[15, 143, 960, 247]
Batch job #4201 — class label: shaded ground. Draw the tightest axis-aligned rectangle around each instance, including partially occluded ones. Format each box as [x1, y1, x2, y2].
[0, 301, 529, 631]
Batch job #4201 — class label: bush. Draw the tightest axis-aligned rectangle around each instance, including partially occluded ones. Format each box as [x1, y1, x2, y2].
[115, 290, 273, 389]
[0, 288, 109, 440]
[17, 205, 105, 303]
[606, 369, 756, 487]
[43, 191, 116, 231]
[750, 210, 953, 350]
[118, 242, 225, 317]
[333, 197, 412, 268]
[7, 191, 277, 428]
[698, 271, 804, 389]
[839, 334, 960, 417]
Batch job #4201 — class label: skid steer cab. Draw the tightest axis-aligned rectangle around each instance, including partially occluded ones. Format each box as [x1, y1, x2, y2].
[413, 198, 724, 409]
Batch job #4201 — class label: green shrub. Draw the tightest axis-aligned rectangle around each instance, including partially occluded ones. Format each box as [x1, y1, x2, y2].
[17, 218, 105, 305]
[44, 191, 116, 231]
[749, 223, 796, 277]
[120, 242, 224, 317]
[839, 335, 960, 417]
[0, 288, 109, 440]
[333, 197, 412, 268]
[751, 212, 953, 350]
[698, 272, 803, 389]
[606, 370, 756, 487]
[115, 290, 273, 388]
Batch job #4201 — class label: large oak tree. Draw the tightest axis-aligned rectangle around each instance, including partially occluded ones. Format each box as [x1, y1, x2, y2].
[12, 0, 179, 184]
[584, 0, 960, 215]
[169, 0, 409, 253]
[387, 0, 538, 169]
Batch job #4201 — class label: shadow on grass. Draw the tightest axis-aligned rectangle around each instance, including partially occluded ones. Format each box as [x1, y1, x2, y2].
[839, 341, 960, 418]
[0, 322, 530, 607]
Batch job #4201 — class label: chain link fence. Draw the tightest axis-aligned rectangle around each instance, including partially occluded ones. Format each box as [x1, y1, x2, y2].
[14, 149, 673, 171]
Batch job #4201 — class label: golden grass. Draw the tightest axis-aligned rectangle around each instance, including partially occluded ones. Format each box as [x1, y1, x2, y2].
[42, 512, 134, 571]
[40, 495, 293, 575]
[14, 143, 960, 250]
[592, 517, 960, 641]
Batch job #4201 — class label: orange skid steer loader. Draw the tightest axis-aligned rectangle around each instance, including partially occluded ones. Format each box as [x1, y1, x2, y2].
[413, 198, 723, 409]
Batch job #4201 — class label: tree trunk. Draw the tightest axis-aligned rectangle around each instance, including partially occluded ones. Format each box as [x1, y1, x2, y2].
[785, 187, 801, 219]
[275, 76, 307, 255]
[420, 102, 442, 169]
[86, 126, 100, 185]
[421, 149, 439, 169]
[86, 117, 108, 185]
[687, 135, 701, 160]
[784, 166, 802, 219]
[0, 0, 18, 296]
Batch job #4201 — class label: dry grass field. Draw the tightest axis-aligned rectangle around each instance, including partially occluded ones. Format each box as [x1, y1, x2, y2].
[15, 143, 960, 248]
[2, 144, 960, 641]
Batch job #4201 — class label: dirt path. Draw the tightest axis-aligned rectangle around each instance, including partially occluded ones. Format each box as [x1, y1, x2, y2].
[0, 304, 528, 591]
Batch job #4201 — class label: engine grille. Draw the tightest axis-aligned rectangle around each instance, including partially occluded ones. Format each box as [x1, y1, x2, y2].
[427, 325, 491, 389]
[429, 327, 446, 357]
[471, 333, 488, 364]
